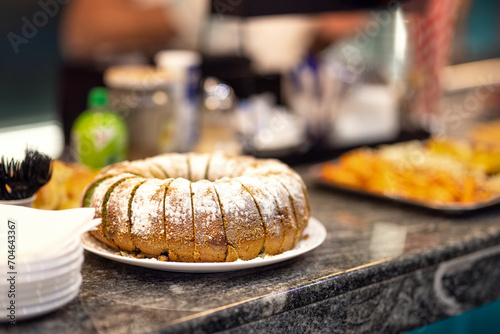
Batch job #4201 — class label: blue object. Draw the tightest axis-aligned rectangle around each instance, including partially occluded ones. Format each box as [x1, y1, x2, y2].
[406, 299, 500, 334]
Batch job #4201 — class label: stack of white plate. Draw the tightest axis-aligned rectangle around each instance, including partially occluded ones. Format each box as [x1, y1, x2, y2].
[1, 237, 84, 321]
[0, 205, 100, 323]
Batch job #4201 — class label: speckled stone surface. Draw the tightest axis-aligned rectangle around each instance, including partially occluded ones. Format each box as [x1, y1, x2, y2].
[3, 166, 500, 333]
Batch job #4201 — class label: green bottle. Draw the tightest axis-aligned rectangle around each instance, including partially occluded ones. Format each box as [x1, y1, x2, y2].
[71, 87, 128, 169]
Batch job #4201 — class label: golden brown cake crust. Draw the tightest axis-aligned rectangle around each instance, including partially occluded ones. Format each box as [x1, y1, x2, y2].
[131, 179, 171, 255]
[191, 180, 227, 262]
[237, 176, 284, 256]
[88, 174, 137, 248]
[106, 177, 145, 252]
[164, 178, 195, 262]
[214, 178, 265, 261]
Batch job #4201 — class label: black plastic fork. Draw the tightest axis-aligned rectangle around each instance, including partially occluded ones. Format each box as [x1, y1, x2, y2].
[0, 149, 52, 200]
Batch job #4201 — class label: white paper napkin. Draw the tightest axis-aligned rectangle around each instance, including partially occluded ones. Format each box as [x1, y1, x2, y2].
[0, 204, 100, 265]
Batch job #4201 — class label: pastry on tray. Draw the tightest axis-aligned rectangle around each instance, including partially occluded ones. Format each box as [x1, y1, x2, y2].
[321, 140, 500, 205]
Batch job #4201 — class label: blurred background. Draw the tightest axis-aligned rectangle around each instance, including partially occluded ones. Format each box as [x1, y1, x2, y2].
[0, 0, 499, 165]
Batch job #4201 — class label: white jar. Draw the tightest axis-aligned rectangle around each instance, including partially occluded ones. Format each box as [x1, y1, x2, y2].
[155, 50, 202, 153]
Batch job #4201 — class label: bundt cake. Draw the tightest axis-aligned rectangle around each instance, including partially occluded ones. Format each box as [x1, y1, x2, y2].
[82, 152, 310, 262]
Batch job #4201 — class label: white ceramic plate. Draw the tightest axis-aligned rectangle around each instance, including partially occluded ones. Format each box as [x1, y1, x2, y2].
[10, 244, 83, 278]
[15, 275, 81, 321]
[1, 261, 82, 309]
[11, 255, 83, 285]
[14, 266, 82, 304]
[0, 274, 81, 322]
[0, 238, 82, 280]
[15, 274, 82, 308]
[20, 238, 82, 265]
[81, 217, 327, 273]
[14, 270, 81, 303]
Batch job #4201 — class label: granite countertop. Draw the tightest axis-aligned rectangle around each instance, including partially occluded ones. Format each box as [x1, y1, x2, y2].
[4, 165, 500, 333]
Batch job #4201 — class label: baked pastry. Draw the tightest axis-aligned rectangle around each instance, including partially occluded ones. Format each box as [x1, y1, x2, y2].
[82, 152, 310, 262]
[34, 160, 98, 210]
